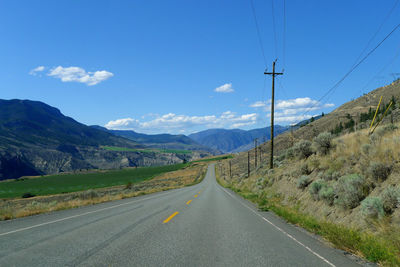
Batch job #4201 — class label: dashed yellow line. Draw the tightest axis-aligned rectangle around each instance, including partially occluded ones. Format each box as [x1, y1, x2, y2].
[194, 194, 198, 198]
[186, 200, 192, 205]
[163, 211, 179, 223]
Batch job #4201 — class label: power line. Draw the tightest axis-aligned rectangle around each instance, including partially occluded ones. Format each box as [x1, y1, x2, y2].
[271, 0, 278, 58]
[283, 0, 286, 68]
[301, 21, 400, 117]
[250, 0, 267, 66]
[350, 0, 399, 69]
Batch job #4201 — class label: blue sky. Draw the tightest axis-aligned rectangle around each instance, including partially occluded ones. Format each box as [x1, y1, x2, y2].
[1, 0, 400, 134]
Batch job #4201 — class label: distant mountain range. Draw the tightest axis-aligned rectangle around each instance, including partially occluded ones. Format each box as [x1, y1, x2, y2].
[188, 126, 290, 153]
[0, 100, 209, 180]
[91, 126, 219, 154]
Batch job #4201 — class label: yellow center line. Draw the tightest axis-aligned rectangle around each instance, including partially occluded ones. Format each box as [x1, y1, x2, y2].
[194, 194, 198, 198]
[186, 200, 192, 205]
[163, 211, 179, 223]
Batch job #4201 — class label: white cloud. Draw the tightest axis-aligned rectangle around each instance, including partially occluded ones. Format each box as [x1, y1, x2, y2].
[105, 111, 258, 134]
[250, 97, 334, 125]
[214, 83, 234, 93]
[249, 101, 266, 108]
[47, 66, 113, 86]
[29, 66, 45, 75]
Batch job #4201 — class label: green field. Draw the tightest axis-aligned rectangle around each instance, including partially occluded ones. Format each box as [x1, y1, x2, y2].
[0, 163, 188, 199]
[101, 146, 192, 154]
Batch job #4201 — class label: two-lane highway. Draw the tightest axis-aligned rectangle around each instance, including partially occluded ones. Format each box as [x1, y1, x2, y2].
[0, 164, 361, 266]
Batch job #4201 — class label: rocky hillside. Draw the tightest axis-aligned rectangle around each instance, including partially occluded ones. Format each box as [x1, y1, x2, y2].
[216, 80, 400, 265]
[0, 100, 208, 180]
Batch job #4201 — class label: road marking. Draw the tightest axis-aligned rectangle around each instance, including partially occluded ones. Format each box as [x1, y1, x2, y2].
[219, 186, 336, 267]
[163, 211, 179, 223]
[198, 191, 202, 194]
[0, 189, 179, 237]
[186, 200, 192, 205]
[194, 194, 198, 198]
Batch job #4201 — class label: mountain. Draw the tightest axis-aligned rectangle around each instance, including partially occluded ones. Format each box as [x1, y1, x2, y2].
[188, 126, 289, 153]
[0, 100, 207, 180]
[91, 126, 219, 154]
[0, 100, 142, 149]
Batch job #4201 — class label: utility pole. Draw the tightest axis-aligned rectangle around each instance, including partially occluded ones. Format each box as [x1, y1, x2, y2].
[254, 138, 258, 169]
[264, 60, 283, 169]
[247, 151, 250, 177]
[229, 160, 232, 178]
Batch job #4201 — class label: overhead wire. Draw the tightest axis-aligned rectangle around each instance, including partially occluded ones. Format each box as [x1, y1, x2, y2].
[271, 0, 278, 59]
[300, 21, 400, 117]
[250, 0, 267, 66]
[349, 0, 399, 69]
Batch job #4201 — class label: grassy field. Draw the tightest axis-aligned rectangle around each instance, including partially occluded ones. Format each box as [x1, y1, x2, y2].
[0, 163, 188, 199]
[101, 146, 192, 154]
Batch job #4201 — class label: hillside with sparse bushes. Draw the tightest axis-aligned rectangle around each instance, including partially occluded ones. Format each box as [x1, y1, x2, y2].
[216, 81, 400, 265]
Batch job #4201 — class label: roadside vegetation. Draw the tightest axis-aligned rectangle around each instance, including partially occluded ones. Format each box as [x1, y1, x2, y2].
[101, 145, 192, 154]
[191, 154, 233, 163]
[216, 122, 400, 266]
[0, 162, 207, 221]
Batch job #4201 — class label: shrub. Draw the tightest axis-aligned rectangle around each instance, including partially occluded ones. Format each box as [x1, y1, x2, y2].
[79, 189, 99, 200]
[313, 132, 333, 155]
[361, 197, 384, 219]
[309, 180, 326, 200]
[368, 162, 391, 181]
[361, 143, 371, 156]
[383, 124, 398, 132]
[334, 174, 366, 209]
[300, 163, 311, 175]
[293, 140, 313, 159]
[319, 185, 335, 205]
[125, 181, 133, 189]
[22, 192, 36, 198]
[285, 147, 295, 159]
[323, 169, 340, 181]
[380, 187, 400, 214]
[297, 175, 311, 189]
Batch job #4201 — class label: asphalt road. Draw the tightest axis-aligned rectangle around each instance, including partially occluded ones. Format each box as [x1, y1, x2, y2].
[0, 164, 363, 266]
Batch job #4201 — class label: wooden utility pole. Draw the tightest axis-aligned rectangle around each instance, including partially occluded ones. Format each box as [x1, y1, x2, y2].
[229, 160, 232, 178]
[254, 138, 258, 169]
[247, 151, 250, 177]
[264, 60, 283, 169]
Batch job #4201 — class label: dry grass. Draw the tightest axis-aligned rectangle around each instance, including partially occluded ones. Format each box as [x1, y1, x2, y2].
[0, 163, 207, 221]
[216, 121, 400, 266]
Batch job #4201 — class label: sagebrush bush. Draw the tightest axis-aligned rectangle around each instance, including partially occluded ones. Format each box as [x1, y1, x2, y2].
[361, 197, 384, 219]
[300, 163, 311, 175]
[323, 169, 340, 181]
[319, 185, 335, 205]
[313, 132, 333, 155]
[368, 162, 391, 181]
[285, 147, 294, 159]
[334, 174, 366, 209]
[309, 180, 326, 200]
[79, 189, 99, 200]
[293, 140, 313, 159]
[380, 187, 400, 214]
[297, 175, 311, 189]
[361, 143, 371, 156]
[383, 124, 398, 133]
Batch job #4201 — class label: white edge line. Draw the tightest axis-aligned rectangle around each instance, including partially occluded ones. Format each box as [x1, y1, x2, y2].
[0, 189, 178, 237]
[219, 186, 336, 267]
